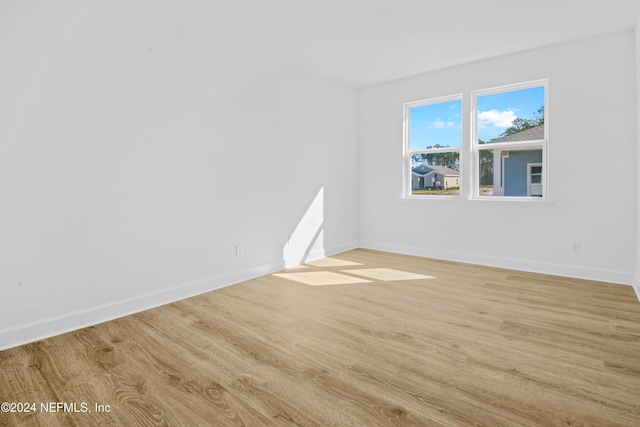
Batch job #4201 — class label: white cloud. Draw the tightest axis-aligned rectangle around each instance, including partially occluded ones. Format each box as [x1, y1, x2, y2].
[433, 119, 456, 129]
[478, 109, 517, 129]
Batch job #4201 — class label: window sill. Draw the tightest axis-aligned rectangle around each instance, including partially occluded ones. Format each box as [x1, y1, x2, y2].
[469, 196, 555, 207]
[402, 195, 555, 207]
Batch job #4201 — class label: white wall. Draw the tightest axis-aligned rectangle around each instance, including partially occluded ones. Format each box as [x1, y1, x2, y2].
[636, 22, 640, 298]
[359, 30, 637, 285]
[0, 2, 358, 349]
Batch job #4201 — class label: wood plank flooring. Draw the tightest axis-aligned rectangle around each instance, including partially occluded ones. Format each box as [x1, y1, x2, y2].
[1, 249, 639, 426]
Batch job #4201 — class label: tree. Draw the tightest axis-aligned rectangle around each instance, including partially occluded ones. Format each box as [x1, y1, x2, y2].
[411, 144, 459, 169]
[498, 106, 544, 137]
[478, 140, 493, 185]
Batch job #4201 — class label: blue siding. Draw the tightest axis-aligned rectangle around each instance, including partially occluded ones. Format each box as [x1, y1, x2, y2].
[503, 150, 542, 196]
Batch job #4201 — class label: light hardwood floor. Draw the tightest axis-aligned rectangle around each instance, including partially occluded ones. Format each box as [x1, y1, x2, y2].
[1, 249, 639, 426]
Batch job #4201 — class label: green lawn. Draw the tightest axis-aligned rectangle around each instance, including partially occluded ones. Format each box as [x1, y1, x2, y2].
[412, 188, 460, 195]
[411, 186, 494, 196]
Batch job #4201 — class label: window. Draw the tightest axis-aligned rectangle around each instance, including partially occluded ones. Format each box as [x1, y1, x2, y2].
[528, 163, 543, 197]
[403, 79, 548, 201]
[473, 80, 548, 199]
[403, 95, 462, 197]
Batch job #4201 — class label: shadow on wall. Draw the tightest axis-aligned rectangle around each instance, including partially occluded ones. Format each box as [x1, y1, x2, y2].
[283, 187, 324, 268]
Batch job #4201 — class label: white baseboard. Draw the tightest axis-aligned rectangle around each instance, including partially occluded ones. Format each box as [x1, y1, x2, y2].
[284, 241, 359, 268]
[359, 240, 636, 286]
[632, 277, 640, 302]
[326, 240, 359, 257]
[0, 240, 361, 352]
[3, 239, 632, 352]
[0, 259, 284, 352]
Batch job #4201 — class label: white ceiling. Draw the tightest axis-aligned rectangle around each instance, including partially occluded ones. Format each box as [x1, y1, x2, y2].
[144, 0, 640, 87]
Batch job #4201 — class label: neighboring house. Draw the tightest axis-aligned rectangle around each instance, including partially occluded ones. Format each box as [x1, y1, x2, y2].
[412, 164, 460, 190]
[484, 125, 544, 196]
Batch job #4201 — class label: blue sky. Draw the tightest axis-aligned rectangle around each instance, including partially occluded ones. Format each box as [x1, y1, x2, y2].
[477, 86, 544, 142]
[409, 86, 544, 149]
[409, 99, 461, 151]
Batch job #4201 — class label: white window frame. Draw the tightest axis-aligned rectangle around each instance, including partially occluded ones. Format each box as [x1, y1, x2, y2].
[403, 94, 463, 199]
[471, 79, 549, 201]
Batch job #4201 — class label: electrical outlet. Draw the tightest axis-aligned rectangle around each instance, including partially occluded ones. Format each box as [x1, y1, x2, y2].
[236, 244, 244, 256]
[571, 242, 581, 253]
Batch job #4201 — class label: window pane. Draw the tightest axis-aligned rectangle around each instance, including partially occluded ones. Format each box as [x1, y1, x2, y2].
[409, 99, 462, 151]
[477, 86, 544, 144]
[530, 166, 542, 185]
[411, 152, 460, 196]
[478, 149, 542, 197]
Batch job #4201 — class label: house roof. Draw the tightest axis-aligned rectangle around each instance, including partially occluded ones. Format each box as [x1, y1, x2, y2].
[488, 125, 544, 143]
[412, 164, 460, 177]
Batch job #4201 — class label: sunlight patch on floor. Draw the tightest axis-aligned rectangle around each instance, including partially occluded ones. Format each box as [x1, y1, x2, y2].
[340, 268, 435, 281]
[284, 264, 310, 270]
[273, 271, 372, 286]
[305, 257, 363, 268]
